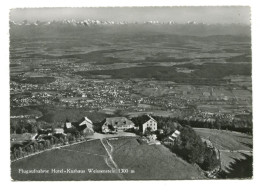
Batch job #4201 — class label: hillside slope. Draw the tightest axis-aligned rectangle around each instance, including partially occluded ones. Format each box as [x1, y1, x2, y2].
[109, 137, 205, 180]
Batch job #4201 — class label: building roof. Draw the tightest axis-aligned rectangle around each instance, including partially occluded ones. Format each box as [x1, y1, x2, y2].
[54, 128, 64, 133]
[174, 130, 181, 135]
[171, 130, 181, 138]
[103, 117, 134, 127]
[79, 116, 93, 126]
[140, 114, 157, 124]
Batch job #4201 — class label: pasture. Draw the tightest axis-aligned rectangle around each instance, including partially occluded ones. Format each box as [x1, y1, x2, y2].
[11, 136, 206, 180]
[108, 137, 205, 180]
[11, 139, 119, 181]
[193, 128, 252, 151]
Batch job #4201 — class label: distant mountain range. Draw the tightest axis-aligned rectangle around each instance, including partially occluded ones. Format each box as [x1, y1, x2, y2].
[10, 19, 248, 27]
[9, 19, 251, 37]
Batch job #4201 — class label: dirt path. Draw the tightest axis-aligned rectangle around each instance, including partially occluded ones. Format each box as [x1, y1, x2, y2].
[100, 138, 124, 180]
[106, 139, 114, 153]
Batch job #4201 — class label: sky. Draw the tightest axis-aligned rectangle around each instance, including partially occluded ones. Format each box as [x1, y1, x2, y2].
[10, 7, 250, 25]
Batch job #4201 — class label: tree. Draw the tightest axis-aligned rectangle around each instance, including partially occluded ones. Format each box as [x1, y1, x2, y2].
[64, 136, 69, 144]
[30, 145, 34, 153]
[214, 119, 222, 130]
[34, 142, 39, 152]
[11, 153, 15, 161]
[200, 147, 221, 171]
[114, 109, 124, 116]
[46, 140, 51, 148]
[18, 147, 24, 158]
[59, 138, 64, 145]
[172, 126, 205, 164]
[144, 127, 152, 136]
[53, 137, 59, 145]
[31, 123, 38, 133]
[25, 146, 31, 155]
[39, 143, 43, 151]
[14, 148, 19, 159]
[50, 137, 54, 145]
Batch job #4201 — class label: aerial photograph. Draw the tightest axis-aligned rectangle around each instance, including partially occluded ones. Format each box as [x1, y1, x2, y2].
[9, 7, 252, 180]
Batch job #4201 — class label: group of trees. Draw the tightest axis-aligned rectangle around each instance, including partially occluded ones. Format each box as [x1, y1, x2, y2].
[10, 119, 37, 134]
[10, 119, 65, 134]
[171, 125, 220, 171]
[151, 115, 252, 134]
[11, 132, 86, 161]
[11, 123, 88, 161]
[176, 117, 252, 134]
[11, 139, 53, 160]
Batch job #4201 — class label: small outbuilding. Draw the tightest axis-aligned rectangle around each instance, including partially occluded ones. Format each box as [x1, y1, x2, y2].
[53, 128, 64, 134]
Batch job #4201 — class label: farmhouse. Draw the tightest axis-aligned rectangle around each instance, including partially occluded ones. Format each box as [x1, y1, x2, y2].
[140, 115, 157, 134]
[63, 116, 94, 135]
[78, 117, 94, 135]
[101, 117, 135, 133]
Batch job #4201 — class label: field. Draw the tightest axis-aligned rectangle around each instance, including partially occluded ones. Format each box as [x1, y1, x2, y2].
[108, 137, 205, 180]
[11, 139, 119, 181]
[37, 109, 111, 123]
[10, 106, 111, 123]
[10, 26, 252, 86]
[193, 128, 253, 177]
[10, 107, 43, 117]
[193, 128, 252, 151]
[11, 76, 56, 84]
[11, 137, 205, 180]
[75, 64, 251, 84]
